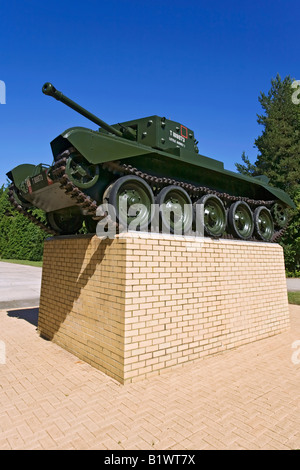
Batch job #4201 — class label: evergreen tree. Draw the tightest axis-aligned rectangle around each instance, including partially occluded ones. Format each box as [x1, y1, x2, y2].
[235, 151, 257, 176]
[254, 74, 300, 196]
[0, 185, 12, 256]
[0, 185, 47, 262]
[235, 74, 300, 275]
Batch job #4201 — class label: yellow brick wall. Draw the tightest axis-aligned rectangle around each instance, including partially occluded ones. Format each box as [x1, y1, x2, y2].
[38, 233, 290, 384]
[38, 235, 127, 383]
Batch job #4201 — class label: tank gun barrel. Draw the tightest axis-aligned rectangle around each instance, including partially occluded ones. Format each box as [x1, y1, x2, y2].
[42, 82, 123, 137]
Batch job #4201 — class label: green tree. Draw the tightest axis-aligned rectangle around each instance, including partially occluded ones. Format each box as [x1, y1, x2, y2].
[255, 74, 300, 195]
[235, 74, 300, 275]
[0, 185, 12, 255]
[235, 151, 257, 176]
[0, 185, 47, 262]
[280, 188, 300, 275]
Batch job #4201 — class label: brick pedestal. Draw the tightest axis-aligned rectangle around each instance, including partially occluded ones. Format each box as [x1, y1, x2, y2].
[38, 233, 290, 384]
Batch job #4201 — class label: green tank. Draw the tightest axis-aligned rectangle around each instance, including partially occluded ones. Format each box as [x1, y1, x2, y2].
[6, 82, 295, 242]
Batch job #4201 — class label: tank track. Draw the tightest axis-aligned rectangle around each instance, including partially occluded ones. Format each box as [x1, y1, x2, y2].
[7, 148, 99, 236]
[7, 185, 57, 235]
[101, 159, 287, 243]
[8, 147, 288, 242]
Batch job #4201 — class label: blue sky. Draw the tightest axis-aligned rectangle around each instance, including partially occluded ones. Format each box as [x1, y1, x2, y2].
[0, 0, 299, 186]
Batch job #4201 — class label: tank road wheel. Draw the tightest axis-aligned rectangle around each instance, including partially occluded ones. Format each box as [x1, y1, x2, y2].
[156, 185, 193, 234]
[195, 194, 227, 238]
[271, 202, 289, 229]
[46, 206, 83, 234]
[228, 201, 254, 240]
[108, 175, 154, 231]
[254, 206, 274, 242]
[66, 154, 99, 189]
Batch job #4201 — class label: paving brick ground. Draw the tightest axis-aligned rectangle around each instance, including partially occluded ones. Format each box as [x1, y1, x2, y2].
[0, 304, 299, 450]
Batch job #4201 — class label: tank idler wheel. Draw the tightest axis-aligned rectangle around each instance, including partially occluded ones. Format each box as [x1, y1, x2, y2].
[254, 206, 274, 242]
[46, 206, 83, 234]
[66, 154, 99, 189]
[9, 186, 32, 210]
[108, 175, 155, 231]
[156, 185, 193, 235]
[194, 194, 227, 238]
[271, 202, 289, 229]
[228, 201, 254, 240]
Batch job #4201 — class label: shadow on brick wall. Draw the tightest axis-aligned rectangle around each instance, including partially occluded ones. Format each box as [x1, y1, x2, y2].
[38, 235, 114, 340]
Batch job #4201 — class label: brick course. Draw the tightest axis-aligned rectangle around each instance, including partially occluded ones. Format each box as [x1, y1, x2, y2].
[38, 233, 290, 384]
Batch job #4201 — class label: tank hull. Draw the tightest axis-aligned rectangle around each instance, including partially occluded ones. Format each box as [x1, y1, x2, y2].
[49, 127, 294, 208]
[7, 126, 295, 240]
[7, 82, 295, 241]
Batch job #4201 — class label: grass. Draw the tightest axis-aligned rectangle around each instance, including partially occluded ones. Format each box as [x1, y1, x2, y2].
[0, 258, 43, 267]
[288, 291, 300, 305]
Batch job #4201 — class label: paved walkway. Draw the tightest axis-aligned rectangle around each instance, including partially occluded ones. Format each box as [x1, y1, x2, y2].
[0, 304, 299, 450]
[0, 262, 42, 309]
[287, 278, 300, 292]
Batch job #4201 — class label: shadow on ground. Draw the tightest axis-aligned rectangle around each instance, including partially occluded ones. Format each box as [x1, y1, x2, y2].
[7, 307, 39, 327]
